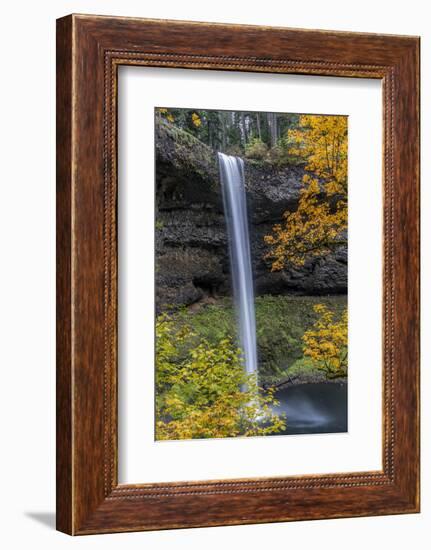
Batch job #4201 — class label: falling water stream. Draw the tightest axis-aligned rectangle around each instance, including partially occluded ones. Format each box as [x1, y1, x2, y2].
[218, 153, 258, 376]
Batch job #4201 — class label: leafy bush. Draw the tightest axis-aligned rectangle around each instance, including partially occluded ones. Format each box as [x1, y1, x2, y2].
[224, 144, 244, 157]
[155, 313, 286, 440]
[302, 304, 348, 378]
[266, 143, 290, 166]
[245, 137, 269, 160]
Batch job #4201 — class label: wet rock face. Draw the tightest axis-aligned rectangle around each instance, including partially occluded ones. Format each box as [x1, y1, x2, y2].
[244, 163, 304, 223]
[155, 122, 347, 311]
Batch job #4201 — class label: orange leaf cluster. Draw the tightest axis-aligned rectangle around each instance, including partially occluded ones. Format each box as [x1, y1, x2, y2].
[265, 115, 348, 268]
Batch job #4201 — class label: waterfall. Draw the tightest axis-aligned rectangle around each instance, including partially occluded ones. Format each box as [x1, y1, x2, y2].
[218, 152, 258, 376]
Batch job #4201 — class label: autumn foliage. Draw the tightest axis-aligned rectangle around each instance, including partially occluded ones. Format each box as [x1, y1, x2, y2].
[265, 115, 348, 268]
[302, 304, 348, 379]
[155, 314, 286, 440]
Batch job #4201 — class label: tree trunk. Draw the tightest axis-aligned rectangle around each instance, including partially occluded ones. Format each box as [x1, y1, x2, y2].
[267, 112, 278, 147]
[221, 112, 227, 149]
[256, 113, 261, 139]
[240, 112, 247, 146]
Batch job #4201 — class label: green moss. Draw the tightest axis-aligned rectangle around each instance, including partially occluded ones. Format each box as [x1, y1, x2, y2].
[160, 119, 218, 184]
[175, 295, 347, 385]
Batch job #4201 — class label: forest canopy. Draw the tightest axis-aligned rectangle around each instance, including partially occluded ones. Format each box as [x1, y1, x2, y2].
[156, 107, 302, 164]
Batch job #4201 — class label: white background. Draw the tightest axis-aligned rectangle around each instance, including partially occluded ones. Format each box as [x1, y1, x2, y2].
[119, 68, 382, 483]
[0, 0, 428, 548]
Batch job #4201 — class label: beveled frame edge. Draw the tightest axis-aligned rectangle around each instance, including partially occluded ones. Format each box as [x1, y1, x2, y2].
[56, 14, 420, 535]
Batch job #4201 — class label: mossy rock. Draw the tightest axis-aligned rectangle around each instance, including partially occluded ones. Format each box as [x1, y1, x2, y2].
[174, 294, 347, 385]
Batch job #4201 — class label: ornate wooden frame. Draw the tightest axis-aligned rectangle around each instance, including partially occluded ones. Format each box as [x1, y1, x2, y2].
[56, 14, 420, 535]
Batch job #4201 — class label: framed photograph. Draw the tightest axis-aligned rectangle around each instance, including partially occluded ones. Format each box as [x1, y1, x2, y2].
[56, 14, 420, 535]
